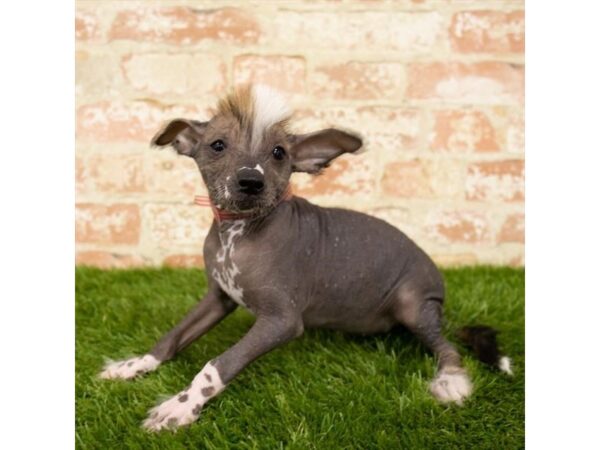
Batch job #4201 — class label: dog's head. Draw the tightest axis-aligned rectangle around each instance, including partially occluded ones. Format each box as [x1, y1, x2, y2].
[151, 85, 362, 214]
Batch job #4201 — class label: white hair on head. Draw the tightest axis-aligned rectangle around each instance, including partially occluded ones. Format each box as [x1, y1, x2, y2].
[251, 85, 291, 149]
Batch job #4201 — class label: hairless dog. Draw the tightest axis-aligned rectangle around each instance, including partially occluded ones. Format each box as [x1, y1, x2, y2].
[99, 85, 510, 431]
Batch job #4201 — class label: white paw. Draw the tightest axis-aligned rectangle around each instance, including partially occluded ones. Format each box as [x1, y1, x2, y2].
[142, 362, 225, 432]
[142, 390, 204, 432]
[429, 368, 473, 405]
[99, 354, 160, 380]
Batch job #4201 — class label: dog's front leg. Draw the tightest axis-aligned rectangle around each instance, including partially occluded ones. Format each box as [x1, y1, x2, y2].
[99, 287, 237, 380]
[142, 311, 304, 431]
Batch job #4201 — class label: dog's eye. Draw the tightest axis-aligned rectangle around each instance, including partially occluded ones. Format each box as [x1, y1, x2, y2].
[210, 140, 226, 152]
[272, 145, 286, 160]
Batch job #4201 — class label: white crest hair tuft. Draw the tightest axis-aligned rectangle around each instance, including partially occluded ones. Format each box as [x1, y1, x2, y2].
[251, 85, 292, 148]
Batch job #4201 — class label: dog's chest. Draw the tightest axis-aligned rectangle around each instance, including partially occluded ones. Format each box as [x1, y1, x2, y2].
[211, 220, 247, 307]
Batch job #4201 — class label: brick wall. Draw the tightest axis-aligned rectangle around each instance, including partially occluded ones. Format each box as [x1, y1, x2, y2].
[75, 0, 525, 268]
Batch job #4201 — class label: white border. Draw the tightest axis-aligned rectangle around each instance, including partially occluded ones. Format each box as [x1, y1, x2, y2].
[0, 2, 74, 448]
[527, 1, 600, 448]
[2, 1, 600, 448]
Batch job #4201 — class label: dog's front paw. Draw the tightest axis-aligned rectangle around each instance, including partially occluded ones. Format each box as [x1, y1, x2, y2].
[142, 391, 204, 432]
[99, 354, 160, 380]
[429, 367, 473, 406]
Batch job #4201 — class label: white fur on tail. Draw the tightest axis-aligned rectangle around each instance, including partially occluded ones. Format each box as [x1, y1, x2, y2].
[498, 356, 514, 375]
[143, 362, 225, 431]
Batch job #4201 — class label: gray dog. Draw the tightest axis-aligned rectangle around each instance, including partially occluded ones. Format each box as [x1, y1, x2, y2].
[100, 85, 482, 431]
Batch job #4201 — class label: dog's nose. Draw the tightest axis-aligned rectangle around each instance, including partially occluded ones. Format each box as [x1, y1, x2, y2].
[237, 168, 264, 195]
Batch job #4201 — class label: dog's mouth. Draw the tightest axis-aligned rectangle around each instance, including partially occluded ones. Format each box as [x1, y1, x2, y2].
[208, 180, 287, 216]
[235, 196, 262, 210]
[211, 190, 268, 214]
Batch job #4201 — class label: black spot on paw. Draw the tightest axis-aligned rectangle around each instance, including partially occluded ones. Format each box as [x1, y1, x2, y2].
[192, 404, 202, 415]
[178, 394, 188, 402]
[127, 361, 134, 367]
[204, 373, 212, 382]
[201, 386, 215, 397]
[167, 417, 178, 428]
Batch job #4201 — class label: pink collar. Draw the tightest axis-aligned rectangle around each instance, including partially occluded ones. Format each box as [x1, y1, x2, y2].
[194, 186, 293, 223]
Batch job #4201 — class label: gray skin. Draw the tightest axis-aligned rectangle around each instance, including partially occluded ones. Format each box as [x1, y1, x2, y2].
[102, 107, 471, 430]
[151, 197, 460, 386]
[146, 112, 464, 388]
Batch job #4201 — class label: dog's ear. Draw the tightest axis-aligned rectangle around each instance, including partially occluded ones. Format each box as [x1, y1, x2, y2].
[289, 128, 363, 174]
[151, 119, 207, 157]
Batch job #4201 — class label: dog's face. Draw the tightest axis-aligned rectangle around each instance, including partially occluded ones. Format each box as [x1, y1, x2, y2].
[152, 85, 362, 214]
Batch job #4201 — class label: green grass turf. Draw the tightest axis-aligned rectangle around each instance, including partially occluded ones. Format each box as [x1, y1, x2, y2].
[76, 266, 524, 449]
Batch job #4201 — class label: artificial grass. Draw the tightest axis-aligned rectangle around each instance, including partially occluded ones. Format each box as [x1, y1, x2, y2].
[76, 266, 524, 449]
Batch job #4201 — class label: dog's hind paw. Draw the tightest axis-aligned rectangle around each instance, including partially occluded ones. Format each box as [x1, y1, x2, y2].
[99, 354, 160, 380]
[429, 367, 473, 406]
[142, 392, 203, 432]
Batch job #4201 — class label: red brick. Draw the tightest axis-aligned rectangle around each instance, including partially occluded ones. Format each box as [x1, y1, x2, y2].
[163, 254, 204, 268]
[466, 159, 524, 202]
[76, 101, 203, 143]
[427, 210, 490, 244]
[450, 10, 525, 53]
[291, 156, 377, 198]
[382, 160, 433, 198]
[76, 51, 122, 99]
[294, 106, 421, 150]
[266, 11, 443, 53]
[109, 7, 259, 44]
[121, 53, 227, 96]
[311, 62, 405, 100]
[507, 112, 525, 153]
[76, 204, 141, 245]
[144, 154, 206, 200]
[406, 62, 524, 104]
[76, 154, 145, 195]
[75, 10, 100, 41]
[384, 158, 465, 200]
[76, 251, 148, 268]
[498, 213, 524, 243]
[143, 204, 213, 248]
[430, 110, 500, 152]
[233, 55, 306, 95]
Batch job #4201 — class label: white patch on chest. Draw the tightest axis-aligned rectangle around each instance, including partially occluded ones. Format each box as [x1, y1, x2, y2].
[212, 220, 246, 306]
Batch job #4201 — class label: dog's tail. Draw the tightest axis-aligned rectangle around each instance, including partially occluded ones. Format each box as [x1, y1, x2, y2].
[456, 325, 513, 375]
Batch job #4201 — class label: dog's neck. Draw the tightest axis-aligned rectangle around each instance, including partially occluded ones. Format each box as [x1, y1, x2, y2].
[194, 185, 293, 225]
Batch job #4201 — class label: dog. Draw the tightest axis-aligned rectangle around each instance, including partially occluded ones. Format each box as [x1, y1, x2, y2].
[100, 85, 509, 431]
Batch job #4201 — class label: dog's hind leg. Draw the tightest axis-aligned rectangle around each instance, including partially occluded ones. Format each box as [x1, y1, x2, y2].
[99, 288, 237, 380]
[394, 289, 472, 405]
